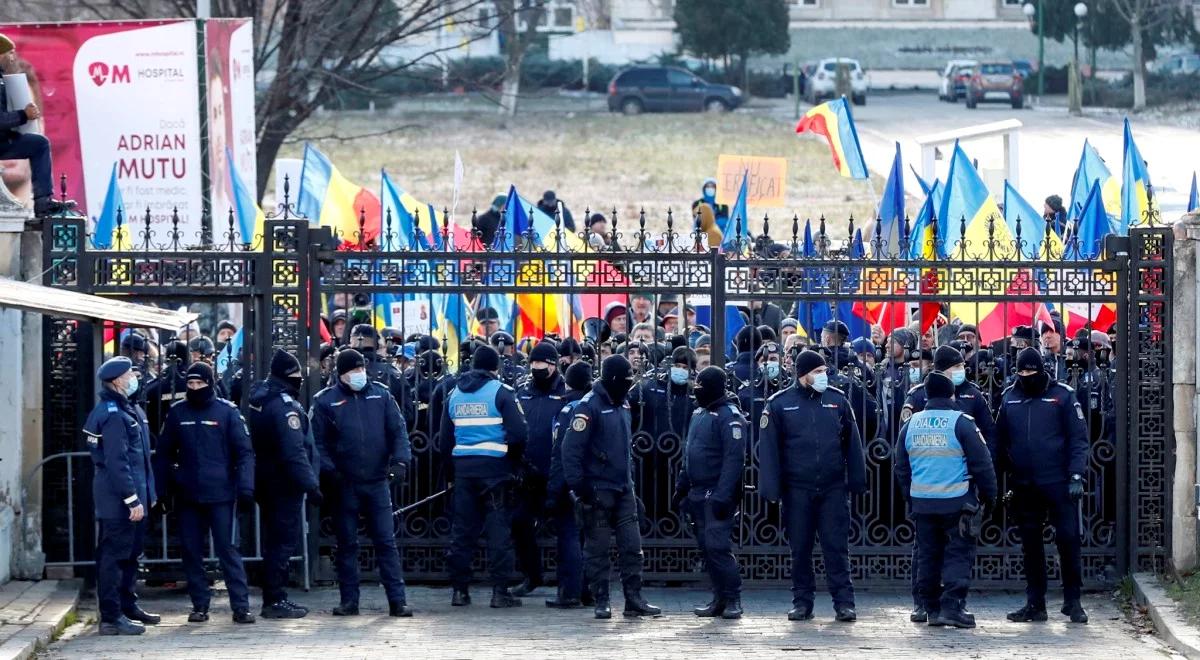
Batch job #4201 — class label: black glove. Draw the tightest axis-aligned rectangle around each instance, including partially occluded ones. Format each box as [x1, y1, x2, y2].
[710, 498, 732, 520]
[389, 463, 408, 486]
[307, 488, 324, 507]
[980, 496, 995, 520]
[150, 498, 170, 516]
[671, 484, 690, 511]
[573, 482, 596, 505]
[237, 490, 256, 511]
[1068, 475, 1084, 501]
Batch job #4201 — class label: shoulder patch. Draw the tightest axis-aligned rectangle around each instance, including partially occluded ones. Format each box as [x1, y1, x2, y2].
[571, 416, 588, 432]
[281, 393, 294, 403]
[900, 408, 912, 423]
[106, 403, 119, 413]
[759, 414, 769, 429]
[731, 424, 743, 440]
[287, 414, 302, 430]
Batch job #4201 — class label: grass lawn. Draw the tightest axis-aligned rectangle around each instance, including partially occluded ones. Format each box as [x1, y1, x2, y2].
[276, 95, 881, 239]
[1165, 572, 1200, 625]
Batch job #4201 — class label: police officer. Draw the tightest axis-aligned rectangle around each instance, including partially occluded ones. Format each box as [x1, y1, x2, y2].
[673, 367, 747, 619]
[997, 347, 1090, 624]
[440, 345, 528, 608]
[143, 341, 190, 436]
[312, 349, 413, 617]
[894, 371, 997, 629]
[84, 357, 159, 635]
[156, 363, 256, 624]
[759, 350, 866, 622]
[511, 341, 568, 597]
[737, 341, 788, 428]
[562, 355, 661, 620]
[245, 349, 323, 619]
[728, 326, 762, 387]
[544, 361, 594, 608]
[348, 324, 412, 415]
[630, 345, 696, 440]
[877, 328, 918, 448]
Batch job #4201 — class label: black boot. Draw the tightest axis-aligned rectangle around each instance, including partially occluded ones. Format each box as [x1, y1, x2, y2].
[98, 616, 145, 636]
[490, 586, 522, 608]
[594, 598, 612, 619]
[389, 601, 414, 617]
[451, 588, 471, 607]
[511, 577, 542, 597]
[694, 597, 726, 618]
[232, 609, 256, 624]
[332, 602, 359, 616]
[910, 605, 928, 623]
[834, 606, 857, 622]
[1007, 602, 1048, 622]
[581, 586, 595, 607]
[932, 609, 975, 629]
[187, 610, 209, 623]
[123, 606, 161, 625]
[546, 587, 583, 609]
[788, 604, 814, 621]
[261, 600, 307, 619]
[623, 591, 662, 617]
[1062, 600, 1089, 624]
[721, 598, 743, 620]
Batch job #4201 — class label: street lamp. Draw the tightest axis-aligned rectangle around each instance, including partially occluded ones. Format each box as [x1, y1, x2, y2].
[1023, 1, 1044, 97]
[1070, 2, 1088, 115]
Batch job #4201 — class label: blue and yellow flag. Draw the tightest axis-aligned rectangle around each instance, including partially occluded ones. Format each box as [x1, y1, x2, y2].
[92, 163, 126, 249]
[1069, 139, 1120, 224]
[1120, 118, 1152, 232]
[227, 147, 264, 249]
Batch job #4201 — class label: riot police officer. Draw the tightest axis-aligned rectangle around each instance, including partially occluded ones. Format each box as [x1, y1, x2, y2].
[674, 367, 747, 619]
[84, 357, 159, 636]
[156, 363, 256, 624]
[996, 347, 1090, 624]
[544, 361, 594, 608]
[511, 341, 568, 597]
[312, 349, 413, 617]
[440, 345, 528, 608]
[562, 355, 661, 619]
[245, 349, 322, 619]
[759, 350, 866, 622]
[894, 371, 997, 629]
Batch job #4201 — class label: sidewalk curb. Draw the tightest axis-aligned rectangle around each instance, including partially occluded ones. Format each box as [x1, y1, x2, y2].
[0, 580, 81, 660]
[1132, 572, 1200, 660]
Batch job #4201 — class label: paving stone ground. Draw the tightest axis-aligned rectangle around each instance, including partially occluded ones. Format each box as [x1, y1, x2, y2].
[42, 584, 1182, 660]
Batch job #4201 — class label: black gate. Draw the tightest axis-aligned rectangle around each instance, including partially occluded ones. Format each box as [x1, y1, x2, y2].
[38, 203, 1172, 587]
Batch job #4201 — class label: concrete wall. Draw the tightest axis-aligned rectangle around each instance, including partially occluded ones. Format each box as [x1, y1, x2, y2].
[0, 196, 33, 583]
[1172, 213, 1200, 574]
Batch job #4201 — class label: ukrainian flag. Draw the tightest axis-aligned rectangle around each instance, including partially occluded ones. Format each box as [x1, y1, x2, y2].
[795, 97, 869, 179]
[1003, 180, 1064, 259]
[296, 143, 381, 247]
[227, 147, 264, 249]
[719, 170, 750, 251]
[1121, 118, 1152, 231]
[1069, 139, 1120, 226]
[92, 163, 130, 250]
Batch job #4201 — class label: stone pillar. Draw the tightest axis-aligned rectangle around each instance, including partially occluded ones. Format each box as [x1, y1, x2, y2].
[0, 190, 32, 582]
[1171, 212, 1200, 574]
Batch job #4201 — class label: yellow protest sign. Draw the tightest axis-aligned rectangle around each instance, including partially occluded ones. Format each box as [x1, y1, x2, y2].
[716, 155, 788, 207]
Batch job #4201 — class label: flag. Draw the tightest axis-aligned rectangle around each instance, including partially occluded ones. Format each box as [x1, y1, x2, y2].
[719, 170, 750, 251]
[1068, 179, 1110, 259]
[910, 164, 932, 196]
[227, 147, 265, 249]
[1189, 172, 1198, 213]
[379, 169, 469, 250]
[1002, 181, 1064, 259]
[691, 304, 747, 360]
[1120, 118, 1152, 232]
[215, 327, 244, 376]
[795, 97, 869, 179]
[296, 143, 381, 247]
[1069, 139, 1120, 224]
[907, 181, 943, 333]
[92, 163, 127, 250]
[793, 220, 869, 339]
[873, 142, 905, 256]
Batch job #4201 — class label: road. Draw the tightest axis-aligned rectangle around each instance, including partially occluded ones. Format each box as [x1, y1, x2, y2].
[45, 585, 1180, 659]
[770, 92, 1198, 219]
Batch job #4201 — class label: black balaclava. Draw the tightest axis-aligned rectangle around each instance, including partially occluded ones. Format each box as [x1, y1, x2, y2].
[600, 354, 635, 405]
[693, 366, 727, 409]
[185, 362, 216, 407]
[565, 361, 593, 393]
[270, 348, 303, 394]
[1015, 346, 1050, 396]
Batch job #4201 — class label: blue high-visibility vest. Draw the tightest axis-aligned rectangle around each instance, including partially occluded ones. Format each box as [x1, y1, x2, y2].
[448, 380, 507, 459]
[905, 409, 968, 499]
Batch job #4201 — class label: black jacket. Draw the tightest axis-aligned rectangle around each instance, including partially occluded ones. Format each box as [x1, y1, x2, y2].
[517, 373, 568, 475]
[547, 390, 588, 499]
[758, 384, 867, 500]
[995, 380, 1089, 486]
[561, 382, 635, 494]
[312, 379, 410, 482]
[245, 377, 320, 498]
[84, 388, 156, 519]
[678, 396, 746, 507]
[156, 395, 254, 504]
[629, 375, 696, 440]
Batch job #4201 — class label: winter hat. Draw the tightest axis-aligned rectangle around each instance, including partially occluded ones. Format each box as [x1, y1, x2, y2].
[925, 371, 955, 399]
[185, 362, 215, 387]
[1016, 347, 1044, 373]
[529, 341, 559, 364]
[565, 361, 593, 392]
[472, 345, 501, 372]
[271, 349, 302, 378]
[735, 325, 762, 353]
[336, 348, 366, 376]
[794, 349, 826, 379]
[693, 366, 727, 408]
[933, 345, 965, 372]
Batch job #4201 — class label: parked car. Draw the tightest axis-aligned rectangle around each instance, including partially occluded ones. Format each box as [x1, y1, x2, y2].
[1153, 53, 1200, 75]
[938, 59, 977, 102]
[966, 61, 1024, 109]
[606, 66, 743, 115]
[805, 57, 869, 105]
[1012, 59, 1035, 80]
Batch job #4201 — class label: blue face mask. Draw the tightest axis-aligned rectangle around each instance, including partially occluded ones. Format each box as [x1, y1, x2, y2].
[765, 362, 781, 379]
[669, 367, 689, 385]
[810, 372, 828, 392]
[347, 371, 368, 391]
[949, 368, 967, 386]
[703, 186, 716, 202]
[123, 376, 139, 397]
[908, 368, 921, 384]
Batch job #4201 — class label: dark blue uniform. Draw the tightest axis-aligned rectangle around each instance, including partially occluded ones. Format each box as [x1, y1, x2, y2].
[245, 378, 320, 608]
[995, 381, 1089, 607]
[678, 398, 746, 602]
[156, 396, 255, 614]
[546, 393, 587, 602]
[512, 374, 568, 587]
[439, 370, 528, 591]
[84, 388, 156, 624]
[629, 375, 695, 440]
[894, 402, 997, 620]
[561, 383, 645, 605]
[312, 379, 411, 607]
[758, 384, 866, 613]
[143, 368, 187, 436]
[729, 352, 756, 388]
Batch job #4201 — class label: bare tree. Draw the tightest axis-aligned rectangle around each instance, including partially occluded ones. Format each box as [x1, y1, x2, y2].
[495, 0, 547, 117]
[1105, 0, 1189, 110]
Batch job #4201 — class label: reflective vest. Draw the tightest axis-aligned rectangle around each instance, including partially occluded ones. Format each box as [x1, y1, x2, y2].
[448, 380, 507, 459]
[905, 409, 968, 499]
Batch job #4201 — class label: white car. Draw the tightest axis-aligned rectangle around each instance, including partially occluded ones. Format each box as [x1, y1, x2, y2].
[805, 57, 869, 106]
[938, 59, 978, 102]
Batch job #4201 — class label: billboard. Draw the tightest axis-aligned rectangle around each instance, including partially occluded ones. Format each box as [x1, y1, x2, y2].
[0, 19, 255, 241]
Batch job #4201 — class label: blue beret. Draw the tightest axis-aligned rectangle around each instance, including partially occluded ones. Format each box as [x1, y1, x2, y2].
[97, 356, 133, 381]
[850, 338, 874, 355]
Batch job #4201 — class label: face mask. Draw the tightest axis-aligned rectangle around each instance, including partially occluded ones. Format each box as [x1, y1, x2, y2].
[347, 371, 368, 391]
[669, 367, 689, 385]
[949, 368, 966, 386]
[602, 376, 634, 405]
[186, 386, 214, 407]
[765, 362, 781, 379]
[123, 376, 139, 397]
[810, 372, 829, 393]
[703, 187, 716, 199]
[1017, 372, 1049, 396]
[285, 375, 304, 392]
[908, 368, 921, 384]
[531, 367, 553, 385]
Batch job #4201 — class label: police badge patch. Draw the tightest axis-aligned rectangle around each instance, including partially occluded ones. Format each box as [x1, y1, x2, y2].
[759, 415, 769, 429]
[571, 416, 588, 432]
[731, 424, 743, 440]
[1075, 403, 1085, 420]
[900, 408, 912, 423]
[287, 414, 302, 430]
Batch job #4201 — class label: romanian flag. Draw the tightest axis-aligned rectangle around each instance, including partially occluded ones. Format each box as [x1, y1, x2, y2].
[228, 147, 265, 249]
[855, 145, 910, 333]
[1120, 118, 1152, 232]
[795, 97, 869, 179]
[907, 181, 943, 332]
[1069, 139, 1120, 225]
[92, 163, 130, 250]
[296, 143, 381, 247]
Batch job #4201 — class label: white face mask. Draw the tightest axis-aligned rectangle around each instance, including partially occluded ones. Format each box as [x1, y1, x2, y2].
[948, 368, 967, 386]
[765, 362, 781, 379]
[123, 375, 139, 397]
[810, 372, 828, 392]
[669, 367, 689, 385]
[347, 371, 368, 391]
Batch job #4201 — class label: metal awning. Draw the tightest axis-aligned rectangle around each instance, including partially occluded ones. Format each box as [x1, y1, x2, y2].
[0, 278, 198, 330]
